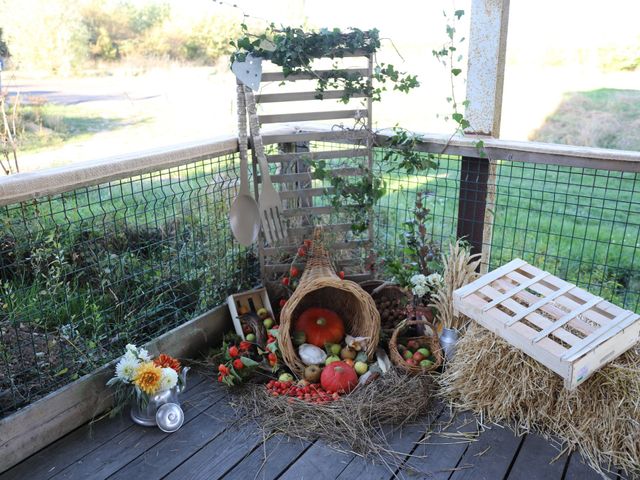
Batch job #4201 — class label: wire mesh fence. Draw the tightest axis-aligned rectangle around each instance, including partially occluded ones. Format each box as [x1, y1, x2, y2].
[0, 151, 258, 416]
[375, 149, 640, 313]
[1, 139, 639, 417]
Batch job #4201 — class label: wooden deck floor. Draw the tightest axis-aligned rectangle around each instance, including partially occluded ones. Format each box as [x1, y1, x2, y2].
[0, 372, 616, 480]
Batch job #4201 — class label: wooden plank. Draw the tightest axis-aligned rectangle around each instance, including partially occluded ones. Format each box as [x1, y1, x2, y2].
[280, 187, 330, 199]
[288, 223, 353, 237]
[0, 305, 232, 474]
[223, 435, 313, 480]
[507, 434, 568, 480]
[259, 110, 367, 125]
[449, 424, 523, 480]
[336, 401, 446, 480]
[0, 136, 239, 207]
[532, 296, 604, 343]
[261, 68, 369, 82]
[455, 259, 527, 298]
[263, 240, 367, 256]
[561, 312, 638, 361]
[482, 272, 550, 312]
[403, 409, 478, 480]
[283, 205, 364, 218]
[107, 392, 239, 479]
[258, 167, 362, 183]
[261, 129, 368, 146]
[48, 379, 225, 479]
[477, 284, 580, 347]
[278, 440, 355, 479]
[256, 90, 367, 103]
[563, 452, 606, 480]
[0, 372, 197, 480]
[265, 258, 361, 273]
[163, 419, 263, 480]
[505, 284, 574, 326]
[267, 148, 366, 163]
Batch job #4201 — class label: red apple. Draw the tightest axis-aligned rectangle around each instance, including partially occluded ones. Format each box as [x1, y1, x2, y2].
[413, 352, 425, 362]
[406, 358, 418, 366]
[407, 340, 420, 350]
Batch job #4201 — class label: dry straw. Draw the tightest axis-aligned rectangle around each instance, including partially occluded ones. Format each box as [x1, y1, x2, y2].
[230, 369, 435, 465]
[430, 240, 481, 330]
[279, 228, 380, 375]
[440, 323, 640, 478]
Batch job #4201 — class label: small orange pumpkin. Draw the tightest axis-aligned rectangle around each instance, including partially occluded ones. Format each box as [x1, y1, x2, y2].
[320, 361, 358, 394]
[294, 308, 345, 348]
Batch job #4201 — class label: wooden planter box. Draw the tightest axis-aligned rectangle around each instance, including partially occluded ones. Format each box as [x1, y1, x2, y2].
[227, 287, 275, 339]
[453, 258, 640, 389]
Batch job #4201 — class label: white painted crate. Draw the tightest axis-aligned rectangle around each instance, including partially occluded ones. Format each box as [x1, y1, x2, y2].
[226, 287, 275, 339]
[453, 258, 640, 389]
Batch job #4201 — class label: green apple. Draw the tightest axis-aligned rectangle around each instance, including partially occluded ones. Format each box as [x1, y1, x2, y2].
[355, 351, 368, 363]
[326, 343, 341, 355]
[403, 350, 413, 360]
[278, 373, 294, 382]
[263, 318, 274, 329]
[257, 307, 269, 319]
[420, 359, 434, 368]
[354, 361, 368, 375]
[325, 355, 341, 365]
[245, 333, 256, 342]
[417, 347, 431, 357]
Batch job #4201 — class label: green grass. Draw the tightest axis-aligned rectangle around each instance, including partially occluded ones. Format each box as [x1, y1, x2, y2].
[9, 103, 132, 153]
[530, 88, 640, 151]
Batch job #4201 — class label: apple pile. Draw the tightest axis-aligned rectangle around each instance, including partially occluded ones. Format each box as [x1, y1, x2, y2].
[397, 339, 437, 368]
[240, 306, 276, 342]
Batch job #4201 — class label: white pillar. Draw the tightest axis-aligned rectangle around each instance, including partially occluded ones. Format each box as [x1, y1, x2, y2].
[464, 0, 510, 272]
[465, 0, 510, 136]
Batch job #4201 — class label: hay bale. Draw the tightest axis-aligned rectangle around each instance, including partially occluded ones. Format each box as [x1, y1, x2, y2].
[440, 323, 640, 477]
[230, 369, 435, 463]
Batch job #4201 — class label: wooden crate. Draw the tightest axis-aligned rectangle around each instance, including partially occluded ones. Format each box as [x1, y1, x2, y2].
[226, 287, 275, 339]
[453, 258, 640, 389]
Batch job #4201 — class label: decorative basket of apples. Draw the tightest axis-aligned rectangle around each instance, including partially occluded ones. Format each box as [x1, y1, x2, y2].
[389, 318, 443, 374]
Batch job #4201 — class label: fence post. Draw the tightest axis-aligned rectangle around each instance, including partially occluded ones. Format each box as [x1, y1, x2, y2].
[457, 156, 489, 257]
[463, 0, 510, 272]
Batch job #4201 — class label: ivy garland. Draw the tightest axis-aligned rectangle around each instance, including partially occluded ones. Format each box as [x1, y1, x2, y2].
[230, 25, 419, 103]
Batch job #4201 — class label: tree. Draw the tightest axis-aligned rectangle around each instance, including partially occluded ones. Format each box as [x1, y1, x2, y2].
[0, 27, 9, 58]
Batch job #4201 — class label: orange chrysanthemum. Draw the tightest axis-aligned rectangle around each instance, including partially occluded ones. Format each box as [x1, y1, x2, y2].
[153, 354, 181, 373]
[133, 362, 163, 395]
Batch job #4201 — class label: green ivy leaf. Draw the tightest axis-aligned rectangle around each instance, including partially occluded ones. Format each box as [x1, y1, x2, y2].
[240, 356, 259, 367]
[451, 68, 462, 76]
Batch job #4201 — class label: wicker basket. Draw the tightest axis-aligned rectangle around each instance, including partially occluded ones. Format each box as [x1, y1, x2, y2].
[360, 280, 412, 332]
[279, 229, 381, 375]
[389, 318, 443, 374]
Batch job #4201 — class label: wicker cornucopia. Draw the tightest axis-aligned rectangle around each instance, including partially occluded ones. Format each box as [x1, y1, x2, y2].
[279, 229, 381, 375]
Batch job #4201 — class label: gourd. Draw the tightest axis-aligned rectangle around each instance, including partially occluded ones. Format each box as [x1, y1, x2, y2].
[320, 361, 358, 394]
[298, 343, 327, 366]
[294, 308, 345, 348]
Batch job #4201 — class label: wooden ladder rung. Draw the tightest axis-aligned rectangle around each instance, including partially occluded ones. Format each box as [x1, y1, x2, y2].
[267, 148, 367, 163]
[532, 296, 604, 343]
[265, 258, 361, 272]
[280, 187, 331, 199]
[259, 110, 367, 124]
[261, 129, 369, 145]
[261, 68, 370, 82]
[288, 223, 353, 236]
[256, 90, 368, 103]
[263, 240, 367, 256]
[257, 167, 363, 183]
[282, 206, 336, 217]
[482, 272, 550, 312]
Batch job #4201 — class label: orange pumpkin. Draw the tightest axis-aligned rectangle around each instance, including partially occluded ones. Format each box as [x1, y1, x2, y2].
[320, 361, 358, 394]
[294, 308, 345, 348]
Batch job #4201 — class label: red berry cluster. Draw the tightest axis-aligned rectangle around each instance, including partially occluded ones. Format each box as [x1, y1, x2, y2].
[266, 381, 340, 403]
